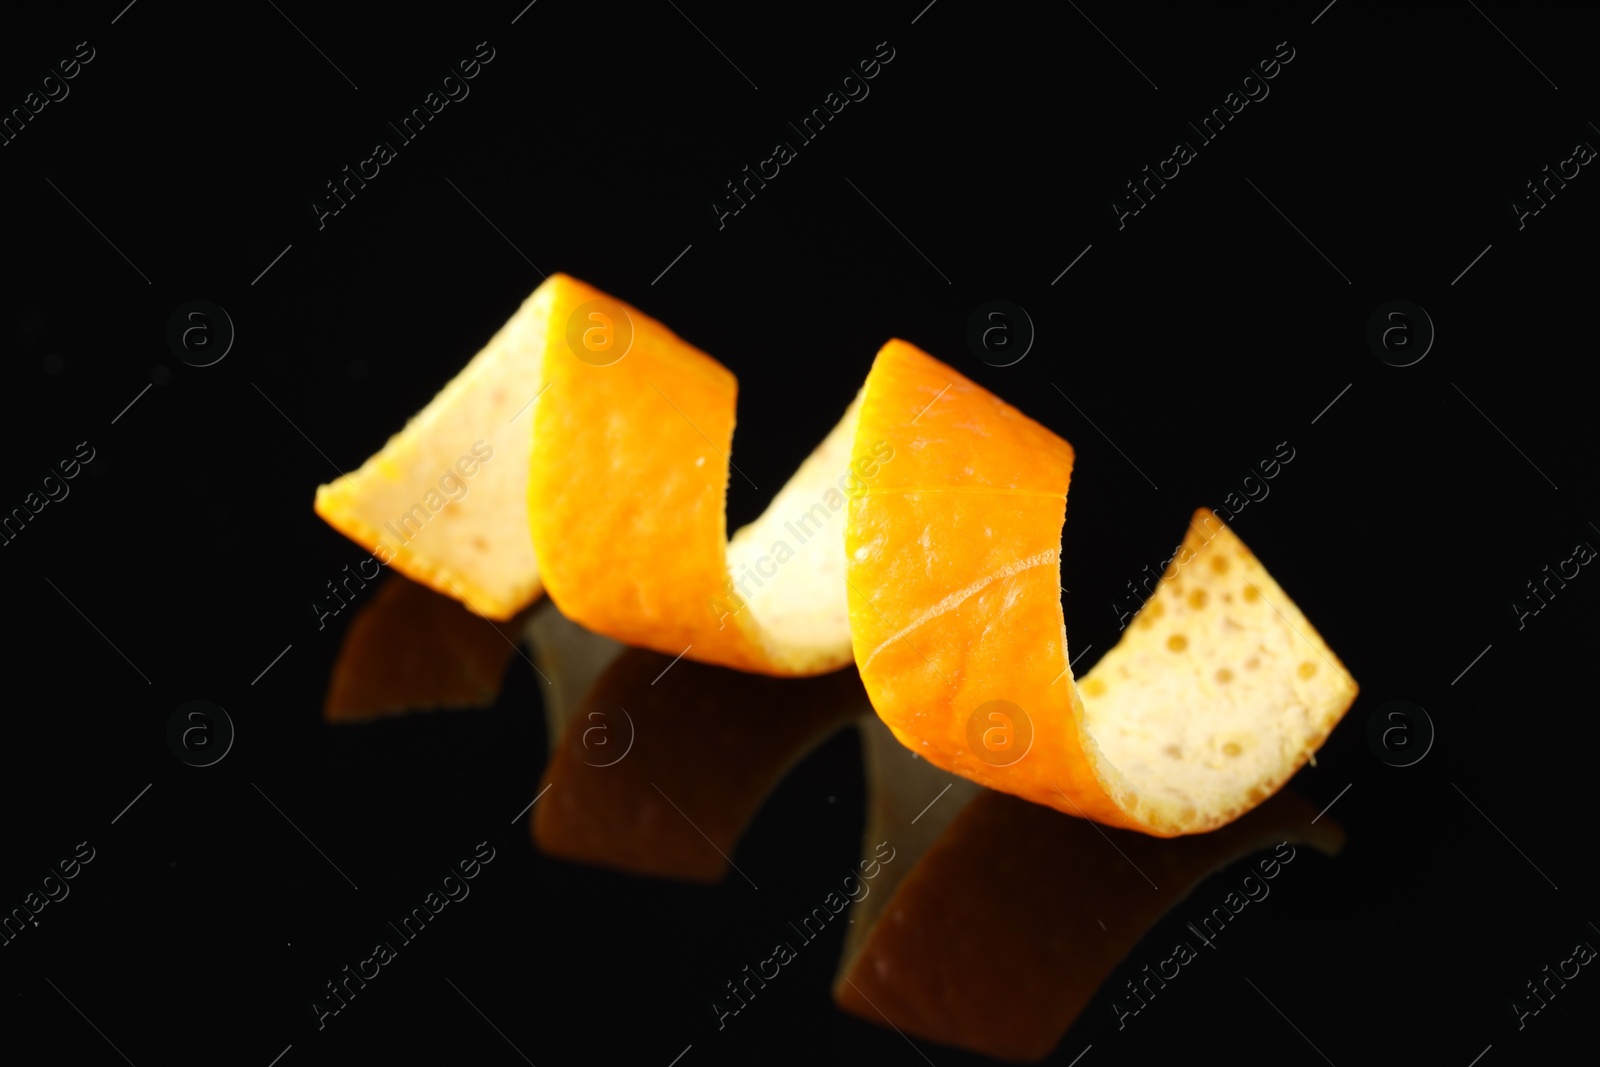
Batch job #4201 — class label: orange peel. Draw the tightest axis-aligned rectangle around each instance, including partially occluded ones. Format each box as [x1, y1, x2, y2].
[314, 286, 553, 620]
[846, 343, 1358, 835]
[316, 273, 1358, 836]
[526, 275, 869, 676]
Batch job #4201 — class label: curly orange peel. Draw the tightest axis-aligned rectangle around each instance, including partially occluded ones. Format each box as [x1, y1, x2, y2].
[316, 274, 1358, 835]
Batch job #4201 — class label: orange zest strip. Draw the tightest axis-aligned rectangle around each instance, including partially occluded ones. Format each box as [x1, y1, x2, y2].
[315, 274, 1358, 835]
[848, 342, 1357, 835]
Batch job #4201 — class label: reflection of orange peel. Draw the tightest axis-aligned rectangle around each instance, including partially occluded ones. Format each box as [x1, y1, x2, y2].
[314, 274, 1358, 836]
[531, 620, 870, 883]
[834, 787, 1346, 1063]
[322, 574, 530, 722]
[320, 577, 1347, 1064]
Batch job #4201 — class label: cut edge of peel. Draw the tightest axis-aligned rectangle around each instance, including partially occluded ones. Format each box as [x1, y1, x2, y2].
[311, 492, 523, 622]
[1073, 513, 1360, 835]
[313, 279, 560, 622]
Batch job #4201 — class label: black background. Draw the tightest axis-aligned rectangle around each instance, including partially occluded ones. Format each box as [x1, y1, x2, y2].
[1, 1, 1595, 1064]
